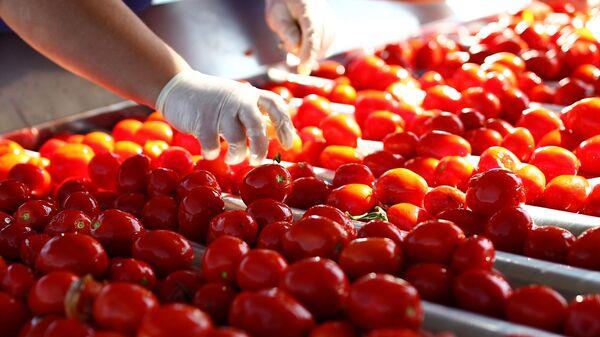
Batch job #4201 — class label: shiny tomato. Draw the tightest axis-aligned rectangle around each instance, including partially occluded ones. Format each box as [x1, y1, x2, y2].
[294, 94, 331, 129]
[256, 221, 292, 253]
[0, 292, 34, 337]
[354, 90, 401, 127]
[279, 257, 349, 319]
[506, 285, 567, 331]
[339, 238, 403, 280]
[514, 163, 546, 204]
[383, 131, 418, 158]
[576, 135, 600, 175]
[202, 235, 249, 285]
[451, 235, 495, 273]
[405, 219, 465, 264]
[229, 287, 314, 337]
[563, 295, 600, 337]
[82, 131, 114, 154]
[485, 207, 532, 253]
[452, 269, 512, 317]
[62, 191, 99, 216]
[141, 195, 178, 231]
[114, 192, 146, 216]
[386, 203, 429, 231]
[1, 263, 34, 298]
[55, 177, 95, 205]
[465, 168, 526, 216]
[320, 114, 361, 147]
[246, 199, 293, 229]
[423, 185, 465, 216]
[91, 209, 144, 256]
[329, 83, 357, 104]
[461, 87, 501, 119]
[112, 119, 143, 142]
[45, 210, 92, 236]
[178, 186, 224, 242]
[465, 128, 503, 155]
[147, 168, 179, 197]
[422, 85, 462, 113]
[363, 111, 404, 141]
[309, 321, 357, 337]
[14, 199, 57, 231]
[529, 146, 580, 181]
[239, 164, 292, 205]
[36, 233, 108, 276]
[236, 249, 287, 291]
[132, 230, 194, 276]
[332, 163, 375, 187]
[327, 183, 375, 216]
[114, 140, 143, 159]
[433, 156, 474, 191]
[347, 273, 422, 330]
[568, 227, 600, 270]
[375, 168, 428, 206]
[137, 304, 213, 337]
[404, 263, 452, 304]
[542, 175, 589, 212]
[207, 210, 258, 244]
[135, 120, 173, 144]
[319, 145, 361, 170]
[193, 282, 236, 325]
[282, 215, 349, 262]
[286, 162, 315, 180]
[156, 270, 203, 303]
[403, 157, 439, 186]
[48, 143, 94, 183]
[108, 257, 156, 289]
[116, 154, 150, 194]
[0, 223, 34, 260]
[172, 132, 202, 155]
[303, 204, 356, 240]
[157, 146, 194, 176]
[8, 163, 52, 197]
[562, 98, 600, 140]
[362, 150, 405, 178]
[87, 152, 120, 191]
[524, 226, 575, 264]
[285, 177, 330, 210]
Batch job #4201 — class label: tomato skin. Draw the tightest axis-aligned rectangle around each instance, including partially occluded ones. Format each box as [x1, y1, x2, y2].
[524, 226, 575, 264]
[108, 257, 156, 289]
[339, 238, 403, 280]
[92, 282, 158, 334]
[362, 150, 406, 178]
[327, 183, 375, 216]
[309, 321, 357, 337]
[18, 315, 60, 337]
[295, 94, 331, 129]
[240, 164, 292, 205]
[44, 210, 91, 236]
[156, 270, 203, 303]
[319, 146, 362, 170]
[48, 143, 94, 183]
[236, 249, 287, 291]
[62, 191, 99, 217]
[157, 146, 194, 176]
[363, 110, 404, 141]
[542, 175, 589, 213]
[178, 186, 224, 242]
[137, 304, 213, 337]
[207, 210, 258, 245]
[282, 215, 349, 262]
[576, 135, 600, 175]
[14, 199, 57, 232]
[423, 185, 465, 216]
[383, 131, 418, 158]
[55, 178, 96, 205]
[404, 263, 452, 304]
[484, 207, 532, 254]
[193, 282, 237, 325]
[465, 168, 526, 216]
[116, 154, 151, 194]
[405, 219, 465, 264]
[529, 146, 580, 181]
[43, 317, 94, 337]
[347, 273, 423, 330]
[256, 221, 292, 253]
[320, 114, 361, 147]
[36, 233, 108, 277]
[0, 291, 28, 337]
[506, 285, 567, 331]
[416, 131, 471, 160]
[280, 257, 349, 319]
[246, 199, 293, 229]
[451, 235, 495, 273]
[460, 87, 501, 119]
[333, 163, 375, 187]
[285, 177, 330, 210]
[303, 204, 356, 240]
[229, 287, 315, 337]
[567, 227, 600, 270]
[87, 152, 120, 191]
[422, 85, 462, 113]
[375, 168, 428, 206]
[0, 223, 34, 260]
[452, 269, 512, 317]
[202, 236, 249, 285]
[0, 179, 30, 213]
[132, 230, 194, 276]
[387, 203, 429, 231]
[563, 295, 600, 337]
[147, 168, 179, 197]
[19, 233, 51, 267]
[1, 263, 34, 298]
[8, 163, 52, 197]
[140, 195, 178, 231]
[91, 209, 144, 257]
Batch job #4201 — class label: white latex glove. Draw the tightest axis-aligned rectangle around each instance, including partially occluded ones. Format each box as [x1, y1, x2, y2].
[265, 0, 335, 74]
[156, 70, 295, 166]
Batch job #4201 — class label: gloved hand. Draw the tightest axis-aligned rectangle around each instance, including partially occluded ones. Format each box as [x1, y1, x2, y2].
[156, 69, 295, 165]
[265, 0, 335, 74]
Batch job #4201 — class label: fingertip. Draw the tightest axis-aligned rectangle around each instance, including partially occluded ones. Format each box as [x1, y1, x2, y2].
[278, 122, 296, 150]
[224, 142, 247, 165]
[201, 147, 221, 161]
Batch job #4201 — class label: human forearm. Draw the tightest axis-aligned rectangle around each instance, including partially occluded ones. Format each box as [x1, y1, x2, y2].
[0, 0, 190, 107]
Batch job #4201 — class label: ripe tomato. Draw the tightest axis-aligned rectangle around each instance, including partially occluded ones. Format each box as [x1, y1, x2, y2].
[132, 230, 194, 276]
[14, 199, 57, 231]
[45, 210, 92, 236]
[354, 90, 401, 127]
[303, 204, 356, 240]
[563, 295, 600, 337]
[229, 287, 314, 337]
[246, 199, 293, 229]
[235, 249, 287, 291]
[329, 83, 357, 104]
[327, 183, 375, 216]
[452, 269, 512, 317]
[279, 257, 349, 319]
[514, 163, 546, 204]
[0, 153, 30, 180]
[0, 180, 30, 213]
[465, 128, 503, 155]
[375, 168, 428, 206]
[172, 132, 202, 155]
[114, 140, 143, 159]
[433, 156, 474, 191]
[517, 107, 563, 142]
[529, 146, 580, 181]
[0, 292, 31, 337]
[285, 177, 330, 210]
[116, 154, 150, 193]
[362, 150, 405, 178]
[461, 87, 501, 119]
[524, 226, 575, 264]
[339, 238, 403, 280]
[568, 227, 600, 270]
[36, 233, 108, 276]
[477, 146, 520, 172]
[386, 203, 429, 231]
[8, 163, 52, 197]
[404, 263, 452, 304]
[320, 114, 361, 147]
[256, 221, 292, 253]
[383, 131, 418, 158]
[294, 94, 331, 129]
[485, 207, 532, 253]
[135, 120, 173, 145]
[137, 304, 213, 337]
[423, 185, 465, 216]
[48, 143, 94, 183]
[403, 157, 439, 186]
[141, 195, 178, 231]
[422, 85, 462, 113]
[54, 177, 95, 205]
[363, 111, 404, 141]
[114, 192, 146, 217]
[347, 273, 422, 330]
[309, 321, 357, 337]
[147, 168, 179, 197]
[240, 164, 292, 205]
[157, 146, 194, 176]
[62, 191, 99, 217]
[91, 209, 144, 256]
[286, 162, 315, 180]
[405, 219, 465, 264]
[1, 263, 34, 298]
[562, 98, 600, 140]
[465, 168, 526, 216]
[576, 135, 600, 175]
[82, 131, 114, 154]
[207, 210, 258, 244]
[156, 270, 203, 303]
[92, 282, 158, 334]
[113, 119, 143, 142]
[451, 235, 495, 273]
[506, 285, 567, 331]
[108, 257, 156, 289]
[542, 175, 589, 212]
[193, 282, 236, 325]
[332, 163, 375, 187]
[0, 223, 34, 260]
[178, 186, 224, 242]
[282, 215, 349, 261]
[202, 235, 249, 285]
[319, 146, 361, 170]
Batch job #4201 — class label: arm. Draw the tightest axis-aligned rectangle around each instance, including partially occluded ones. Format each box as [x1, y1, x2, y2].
[0, 0, 189, 108]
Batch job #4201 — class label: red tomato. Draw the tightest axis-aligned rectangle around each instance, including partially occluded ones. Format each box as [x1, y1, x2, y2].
[327, 183, 375, 216]
[207, 210, 258, 244]
[246, 199, 293, 229]
[178, 186, 224, 242]
[282, 215, 349, 262]
[135, 121, 173, 144]
[514, 163, 546, 204]
[332, 163, 375, 187]
[320, 114, 361, 147]
[461, 87, 501, 119]
[354, 91, 401, 128]
[452, 269, 512, 317]
[116, 154, 150, 194]
[404, 263, 452, 304]
[477, 146, 520, 172]
[423, 185, 465, 216]
[465, 127, 503, 155]
[137, 304, 213, 337]
[506, 285, 567, 331]
[202, 236, 249, 285]
[1, 263, 34, 298]
[319, 146, 361, 170]
[563, 295, 600, 337]
[542, 175, 589, 212]
[108, 258, 156, 289]
[45, 210, 92, 236]
[36, 233, 108, 276]
[465, 168, 526, 216]
[285, 177, 330, 210]
[193, 282, 237, 325]
[91, 209, 143, 256]
[362, 150, 405, 178]
[484, 207, 532, 253]
[0, 223, 34, 260]
[156, 270, 203, 303]
[422, 85, 462, 113]
[0, 292, 28, 337]
[280, 257, 349, 319]
[363, 111, 404, 141]
[256, 221, 292, 253]
[92, 282, 158, 334]
[287, 162, 315, 180]
[8, 163, 52, 197]
[529, 146, 580, 181]
[295, 95, 331, 129]
[347, 273, 423, 330]
[43, 318, 94, 337]
[375, 168, 428, 206]
[568, 227, 600, 270]
[433, 156, 474, 191]
[303, 204, 357, 240]
[524, 226, 575, 264]
[309, 321, 357, 337]
[236, 249, 287, 291]
[405, 219, 465, 264]
[157, 146, 194, 176]
[451, 235, 495, 273]
[339, 238, 403, 280]
[132, 230, 194, 276]
[14, 199, 57, 232]
[517, 107, 563, 142]
[113, 119, 143, 142]
[62, 191, 99, 217]
[383, 131, 418, 158]
[0, 179, 30, 213]
[48, 143, 94, 183]
[403, 157, 439, 186]
[239, 164, 292, 205]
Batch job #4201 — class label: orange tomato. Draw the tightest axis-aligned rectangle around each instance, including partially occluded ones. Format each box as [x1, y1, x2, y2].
[113, 119, 143, 142]
[135, 121, 174, 145]
[0, 139, 23, 156]
[143, 140, 169, 163]
[48, 143, 94, 182]
[83, 131, 114, 154]
[319, 146, 361, 170]
[114, 141, 143, 159]
[320, 114, 361, 147]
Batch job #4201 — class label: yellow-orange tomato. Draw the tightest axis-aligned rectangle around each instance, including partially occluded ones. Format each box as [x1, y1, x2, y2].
[0, 139, 23, 156]
[48, 143, 94, 182]
[327, 183, 375, 216]
[0, 152, 30, 180]
[28, 156, 50, 168]
[387, 203, 429, 231]
[320, 114, 361, 147]
[529, 146, 580, 181]
[143, 140, 169, 163]
[147, 111, 165, 121]
[515, 163, 546, 204]
[113, 119, 143, 142]
[404, 157, 439, 186]
[483, 52, 526, 75]
[433, 156, 474, 191]
[135, 121, 174, 145]
[542, 175, 589, 212]
[329, 83, 357, 105]
[114, 141, 143, 159]
[83, 131, 114, 154]
[268, 133, 302, 163]
[66, 134, 84, 143]
[477, 146, 521, 172]
[319, 146, 361, 170]
[375, 168, 429, 206]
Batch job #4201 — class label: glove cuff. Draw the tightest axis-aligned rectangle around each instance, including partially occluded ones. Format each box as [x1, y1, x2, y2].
[155, 69, 200, 113]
